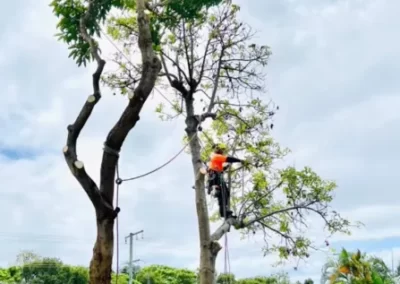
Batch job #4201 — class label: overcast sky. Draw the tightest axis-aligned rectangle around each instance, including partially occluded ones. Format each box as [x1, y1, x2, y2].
[0, 0, 399, 283]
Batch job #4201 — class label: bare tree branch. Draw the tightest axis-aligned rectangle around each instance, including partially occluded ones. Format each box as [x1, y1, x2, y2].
[161, 49, 190, 84]
[207, 50, 224, 112]
[182, 21, 193, 82]
[197, 37, 212, 85]
[160, 53, 177, 84]
[210, 202, 317, 242]
[63, 0, 108, 211]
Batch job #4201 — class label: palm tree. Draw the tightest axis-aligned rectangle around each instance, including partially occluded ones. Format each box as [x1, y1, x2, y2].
[321, 249, 395, 284]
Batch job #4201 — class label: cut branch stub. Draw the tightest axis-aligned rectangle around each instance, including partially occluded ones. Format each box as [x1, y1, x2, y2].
[74, 160, 84, 169]
[62, 7, 106, 211]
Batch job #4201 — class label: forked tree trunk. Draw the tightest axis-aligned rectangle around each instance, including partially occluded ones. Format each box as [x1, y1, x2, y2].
[63, 0, 160, 281]
[185, 97, 221, 284]
[89, 215, 115, 284]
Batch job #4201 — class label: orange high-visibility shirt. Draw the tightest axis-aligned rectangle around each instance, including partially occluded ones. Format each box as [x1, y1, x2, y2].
[208, 153, 227, 172]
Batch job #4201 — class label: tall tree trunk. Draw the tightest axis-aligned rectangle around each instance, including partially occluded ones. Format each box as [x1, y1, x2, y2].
[89, 216, 114, 284]
[185, 96, 221, 284]
[61, 0, 161, 282]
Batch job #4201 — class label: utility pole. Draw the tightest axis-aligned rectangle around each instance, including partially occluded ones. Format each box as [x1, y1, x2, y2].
[125, 230, 144, 284]
[131, 259, 141, 279]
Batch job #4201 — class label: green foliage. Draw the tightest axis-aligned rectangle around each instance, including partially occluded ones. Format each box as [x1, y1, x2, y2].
[205, 94, 353, 262]
[21, 258, 89, 284]
[4, 253, 395, 284]
[235, 272, 291, 284]
[51, 0, 223, 66]
[112, 273, 133, 284]
[0, 262, 293, 284]
[217, 272, 235, 283]
[0, 266, 22, 283]
[162, 0, 222, 25]
[135, 265, 197, 284]
[303, 278, 314, 284]
[101, 0, 355, 266]
[50, 0, 125, 66]
[321, 249, 396, 284]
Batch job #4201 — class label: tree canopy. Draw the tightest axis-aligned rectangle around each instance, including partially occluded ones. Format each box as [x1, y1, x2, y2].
[50, 0, 225, 66]
[102, 0, 355, 268]
[50, 0, 358, 282]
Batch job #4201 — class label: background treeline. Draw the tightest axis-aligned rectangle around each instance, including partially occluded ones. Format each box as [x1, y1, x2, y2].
[1, 249, 400, 284]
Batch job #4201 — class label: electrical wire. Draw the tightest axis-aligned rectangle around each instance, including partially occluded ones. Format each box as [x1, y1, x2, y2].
[119, 133, 196, 182]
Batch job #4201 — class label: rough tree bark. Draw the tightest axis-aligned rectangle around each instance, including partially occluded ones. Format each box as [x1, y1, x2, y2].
[180, 91, 220, 284]
[184, 98, 218, 284]
[62, 0, 161, 283]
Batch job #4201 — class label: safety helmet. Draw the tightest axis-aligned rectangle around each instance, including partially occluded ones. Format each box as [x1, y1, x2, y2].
[213, 143, 227, 154]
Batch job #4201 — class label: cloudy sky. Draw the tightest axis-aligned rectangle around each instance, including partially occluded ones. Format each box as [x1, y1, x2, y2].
[0, 0, 399, 282]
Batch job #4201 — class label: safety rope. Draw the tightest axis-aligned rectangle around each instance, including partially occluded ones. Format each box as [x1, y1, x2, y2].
[115, 163, 121, 283]
[219, 174, 231, 284]
[111, 132, 197, 283]
[99, 26, 225, 284]
[117, 133, 196, 183]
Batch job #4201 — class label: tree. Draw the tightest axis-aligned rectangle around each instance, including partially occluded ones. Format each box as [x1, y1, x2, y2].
[135, 265, 197, 284]
[20, 257, 89, 284]
[0, 266, 22, 283]
[50, 0, 225, 282]
[103, 1, 355, 283]
[321, 249, 395, 284]
[235, 273, 291, 284]
[303, 278, 314, 284]
[217, 273, 235, 283]
[120, 264, 140, 275]
[0, 256, 130, 284]
[15, 250, 41, 266]
[395, 262, 400, 277]
[50, 0, 161, 282]
[0, 259, 296, 284]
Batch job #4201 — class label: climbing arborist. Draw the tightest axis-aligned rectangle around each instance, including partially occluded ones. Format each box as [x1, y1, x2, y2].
[207, 144, 244, 219]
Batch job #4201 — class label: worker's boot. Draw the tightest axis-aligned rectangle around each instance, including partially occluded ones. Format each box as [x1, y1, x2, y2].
[225, 210, 237, 219]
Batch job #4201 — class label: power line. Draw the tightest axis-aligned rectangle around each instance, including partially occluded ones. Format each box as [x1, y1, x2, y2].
[100, 28, 208, 283]
[100, 27, 198, 182]
[117, 134, 195, 183]
[100, 29, 133, 68]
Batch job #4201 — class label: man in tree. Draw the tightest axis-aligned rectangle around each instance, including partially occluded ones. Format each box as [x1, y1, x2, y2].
[207, 144, 243, 219]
